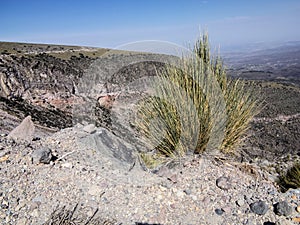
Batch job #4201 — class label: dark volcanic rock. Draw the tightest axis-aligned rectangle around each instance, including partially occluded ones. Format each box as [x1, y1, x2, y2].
[250, 200, 269, 215]
[215, 208, 224, 215]
[273, 201, 293, 216]
[31, 147, 53, 164]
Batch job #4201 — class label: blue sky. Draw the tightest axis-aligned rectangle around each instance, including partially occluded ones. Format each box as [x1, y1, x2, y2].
[1, 0, 300, 50]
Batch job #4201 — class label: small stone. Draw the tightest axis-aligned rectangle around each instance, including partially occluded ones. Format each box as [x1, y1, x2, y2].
[15, 201, 26, 211]
[29, 202, 39, 211]
[5, 216, 10, 223]
[236, 199, 245, 207]
[263, 222, 275, 225]
[183, 161, 190, 167]
[159, 185, 167, 192]
[168, 174, 178, 183]
[32, 196, 44, 204]
[216, 176, 231, 190]
[222, 206, 231, 213]
[176, 190, 185, 198]
[88, 185, 101, 196]
[297, 205, 300, 213]
[156, 195, 163, 201]
[83, 124, 96, 134]
[86, 209, 96, 218]
[101, 197, 109, 203]
[293, 218, 300, 223]
[170, 203, 176, 209]
[61, 162, 73, 168]
[275, 218, 292, 225]
[244, 194, 254, 204]
[30, 209, 40, 217]
[31, 147, 53, 164]
[191, 195, 198, 201]
[288, 189, 300, 195]
[0, 155, 9, 163]
[243, 219, 254, 225]
[215, 208, 224, 215]
[202, 197, 210, 204]
[274, 201, 293, 216]
[1, 200, 9, 209]
[16, 218, 27, 225]
[184, 189, 191, 195]
[156, 166, 170, 177]
[268, 189, 276, 195]
[250, 200, 268, 215]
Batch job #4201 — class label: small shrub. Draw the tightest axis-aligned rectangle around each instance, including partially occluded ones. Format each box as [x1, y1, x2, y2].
[278, 163, 300, 192]
[1, 49, 10, 55]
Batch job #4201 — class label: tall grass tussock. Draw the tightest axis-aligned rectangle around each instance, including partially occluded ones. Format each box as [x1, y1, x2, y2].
[136, 33, 260, 168]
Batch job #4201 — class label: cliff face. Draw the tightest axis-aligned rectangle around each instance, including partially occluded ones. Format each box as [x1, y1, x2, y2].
[0, 53, 92, 103]
[0, 43, 172, 135]
[0, 50, 95, 132]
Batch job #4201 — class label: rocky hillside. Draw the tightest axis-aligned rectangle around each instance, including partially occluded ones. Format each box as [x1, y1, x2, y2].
[0, 45, 96, 131]
[0, 124, 299, 224]
[0, 41, 299, 224]
[1, 42, 299, 162]
[0, 43, 172, 129]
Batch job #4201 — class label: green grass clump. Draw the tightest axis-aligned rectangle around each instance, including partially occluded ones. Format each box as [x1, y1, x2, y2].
[279, 163, 300, 192]
[136, 33, 260, 168]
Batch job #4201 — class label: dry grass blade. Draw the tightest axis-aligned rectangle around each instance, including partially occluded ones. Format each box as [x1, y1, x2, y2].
[220, 79, 261, 152]
[43, 204, 119, 225]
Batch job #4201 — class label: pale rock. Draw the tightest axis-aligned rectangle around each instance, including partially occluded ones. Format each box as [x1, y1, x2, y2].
[61, 162, 73, 168]
[88, 185, 101, 196]
[16, 218, 27, 225]
[8, 116, 35, 142]
[216, 176, 231, 190]
[83, 124, 96, 134]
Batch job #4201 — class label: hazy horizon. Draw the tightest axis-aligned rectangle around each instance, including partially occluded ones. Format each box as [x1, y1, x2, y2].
[1, 0, 300, 51]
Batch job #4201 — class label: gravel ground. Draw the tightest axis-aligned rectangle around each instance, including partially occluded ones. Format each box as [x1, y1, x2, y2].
[0, 125, 299, 225]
